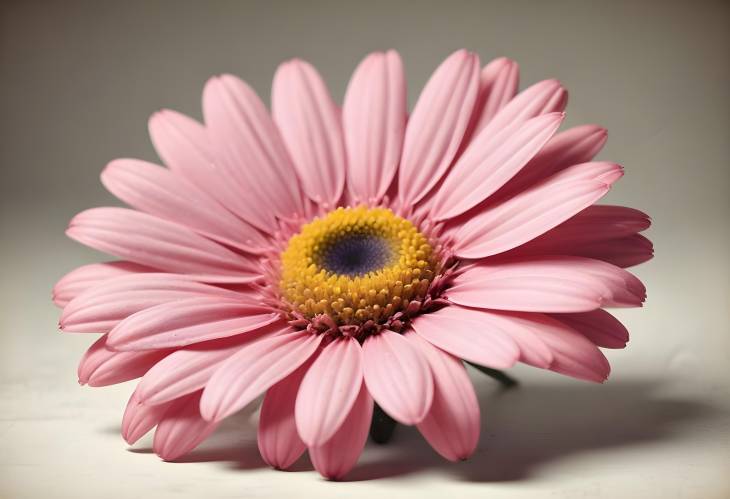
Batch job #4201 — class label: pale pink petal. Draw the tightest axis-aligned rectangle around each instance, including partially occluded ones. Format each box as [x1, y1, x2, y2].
[471, 57, 520, 133]
[153, 391, 219, 461]
[257, 358, 314, 470]
[122, 390, 173, 445]
[362, 330, 433, 425]
[453, 164, 622, 258]
[448, 256, 645, 313]
[343, 50, 406, 202]
[203, 75, 306, 223]
[107, 297, 281, 351]
[60, 273, 248, 333]
[397, 50, 480, 206]
[135, 323, 284, 405]
[101, 158, 269, 253]
[567, 233, 654, 268]
[295, 336, 363, 446]
[410, 305, 520, 369]
[407, 332, 480, 461]
[66, 208, 261, 282]
[552, 309, 629, 349]
[201, 330, 321, 422]
[494, 124, 608, 200]
[78, 334, 169, 387]
[272, 59, 345, 205]
[53, 261, 152, 307]
[431, 112, 564, 221]
[309, 381, 373, 480]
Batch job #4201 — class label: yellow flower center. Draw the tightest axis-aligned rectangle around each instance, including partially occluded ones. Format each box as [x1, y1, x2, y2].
[279, 206, 437, 325]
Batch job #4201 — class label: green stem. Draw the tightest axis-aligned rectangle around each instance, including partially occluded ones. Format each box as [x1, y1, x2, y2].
[369, 403, 397, 444]
[467, 362, 519, 388]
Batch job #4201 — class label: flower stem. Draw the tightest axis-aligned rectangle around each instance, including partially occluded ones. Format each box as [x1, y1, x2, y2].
[369, 403, 397, 444]
[467, 362, 519, 388]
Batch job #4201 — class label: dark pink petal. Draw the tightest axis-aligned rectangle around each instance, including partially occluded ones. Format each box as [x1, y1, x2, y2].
[66, 208, 261, 282]
[410, 306, 520, 369]
[257, 359, 313, 470]
[153, 391, 219, 461]
[60, 273, 248, 333]
[397, 50, 480, 206]
[203, 75, 306, 224]
[122, 390, 173, 445]
[407, 332, 480, 461]
[78, 334, 170, 386]
[53, 261, 152, 307]
[295, 336, 363, 446]
[201, 330, 321, 422]
[272, 59, 345, 205]
[101, 158, 269, 253]
[552, 309, 630, 349]
[107, 297, 281, 351]
[448, 256, 645, 313]
[308, 381, 373, 480]
[362, 330, 433, 425]
[343, 50, 406, 202]
[568, 234, 654, 268]
[431, 112, 564, 220]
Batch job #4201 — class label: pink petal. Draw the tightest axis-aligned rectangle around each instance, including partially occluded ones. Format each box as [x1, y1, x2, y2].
[257, 358, 313, 470]
[78, 334, 170, 387]
[309, 381, 373, 480]
[135, 323, 283, 405]
[60, 273, 247, 333]
[343, 50, 406, 202]
[494, 124, 608, 200]
[453, 166, 620, 258]
[361, 330, 434, 425]
[410, 305, 520, 369]
[448, 256, 645, 313]
[122, 390, 173, 445]
[552, 309, 629, 349]
[66, 207, 261, 282]
[53, 261, 152, 307]
[295, 336, 363, 446]
[567, 233, 654, 268]
[203, 74, 306, 224]
[397, 50, 480, 206]
[201, 330, 321, 422]
[107, 297, 281, 351]
[153, 391, 219, 461]
[272, 59, 345, 205]
[471, 57, 520, 133]
[101, 158, 269, 253]
[407, 332, 480, 461]
[431, 112, 564, 220]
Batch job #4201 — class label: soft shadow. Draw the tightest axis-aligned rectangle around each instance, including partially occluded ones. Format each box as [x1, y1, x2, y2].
[348, 379, 721, 482]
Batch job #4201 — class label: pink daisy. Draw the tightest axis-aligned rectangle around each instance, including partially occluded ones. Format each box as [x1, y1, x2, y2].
[54, 49, 651, 480]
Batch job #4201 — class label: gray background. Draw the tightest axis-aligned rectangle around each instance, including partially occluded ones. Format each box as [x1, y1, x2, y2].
[1, 1, 728, 498]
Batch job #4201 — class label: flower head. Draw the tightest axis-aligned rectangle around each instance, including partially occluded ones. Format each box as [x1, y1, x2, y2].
[54, 49, 651, 480]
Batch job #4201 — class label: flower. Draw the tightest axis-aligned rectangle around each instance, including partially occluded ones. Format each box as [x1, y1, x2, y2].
[54, 49, 652, 480]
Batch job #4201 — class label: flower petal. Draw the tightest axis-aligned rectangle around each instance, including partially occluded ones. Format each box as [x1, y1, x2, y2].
[566, 233, 655, 268]
[78, 334, 170, 387]
[343, 50, 406, 202]
[272, 59, 345, 205]
[471, 57, 520, 133]
[201, 330, 321, 422]
[203, 74, 306, 223]
[60, 273, 247, 333]
[295, 336, 363, 446]
[153, 391, 219, 461]
[410, 305, 520, 369]
[53, 261, 152, 307]
[108, 297, 281, 351]
[552, 309, 630, 349]
[448, 256, 646, 313]
[66, 208, 261, 282]
[397, 50, 480, 206]
[257, 359, 313, 470]
[407, 332, 480, 461]
[431, 112, 564, 220]
[308, 381, 372, 480]
[101, 158, 269, 253]
[122, 389, 173, 445]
